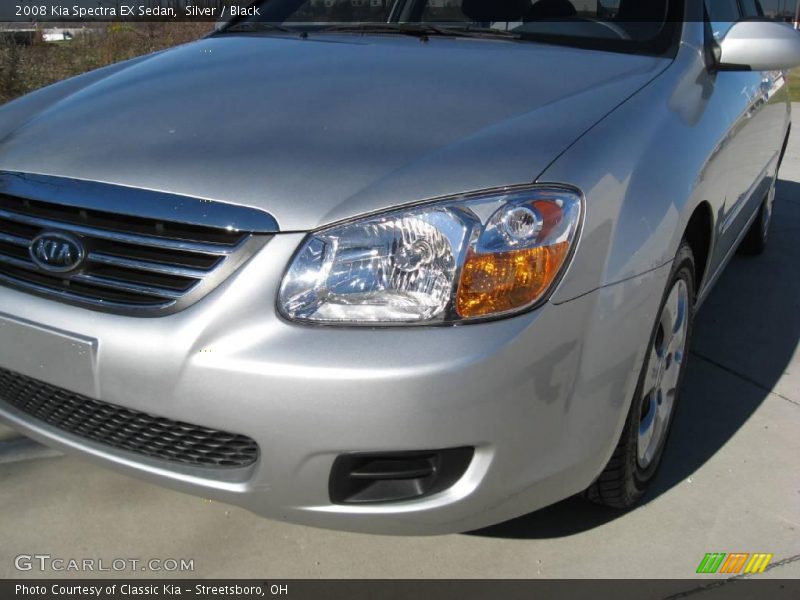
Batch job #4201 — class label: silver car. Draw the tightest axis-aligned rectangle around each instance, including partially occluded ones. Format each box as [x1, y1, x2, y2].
[0, 0, 798, 534]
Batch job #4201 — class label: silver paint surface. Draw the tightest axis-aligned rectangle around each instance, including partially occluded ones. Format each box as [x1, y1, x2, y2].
[0, 20, 792, 533]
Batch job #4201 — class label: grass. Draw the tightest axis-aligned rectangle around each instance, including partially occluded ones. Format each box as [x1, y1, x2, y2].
[0, 23, 211, 105]
[4, 30, 800, 106]
[789, 68, 800, 102]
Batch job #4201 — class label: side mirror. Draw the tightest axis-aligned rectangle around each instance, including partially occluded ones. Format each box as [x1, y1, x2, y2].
[719, 21, 800, 71]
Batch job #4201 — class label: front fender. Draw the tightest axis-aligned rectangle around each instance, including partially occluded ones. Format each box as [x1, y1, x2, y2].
[542, 42, 730, 305]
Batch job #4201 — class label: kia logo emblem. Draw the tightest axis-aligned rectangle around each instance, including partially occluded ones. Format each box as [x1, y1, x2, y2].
[29, 232, 86, 273]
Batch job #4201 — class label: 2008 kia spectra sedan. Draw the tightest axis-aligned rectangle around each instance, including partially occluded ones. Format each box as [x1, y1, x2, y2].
[0, 0, 798, 534]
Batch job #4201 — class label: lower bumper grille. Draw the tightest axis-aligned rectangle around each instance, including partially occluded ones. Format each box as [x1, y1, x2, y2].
[330, 448, 474, 504]
[0, 368, 259, 469]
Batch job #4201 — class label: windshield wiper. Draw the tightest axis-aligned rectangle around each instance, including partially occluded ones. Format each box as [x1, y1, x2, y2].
[220, 22, 527, 42]
[429, 25, 523, 40]
[221, 22, 295, 34]
[321, 23, 522, 41]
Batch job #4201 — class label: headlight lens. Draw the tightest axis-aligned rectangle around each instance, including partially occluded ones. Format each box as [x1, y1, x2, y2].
[279, 186, 582, 325]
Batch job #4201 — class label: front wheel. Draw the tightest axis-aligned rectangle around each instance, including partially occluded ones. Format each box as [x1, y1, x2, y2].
[584, 242, 695, 508]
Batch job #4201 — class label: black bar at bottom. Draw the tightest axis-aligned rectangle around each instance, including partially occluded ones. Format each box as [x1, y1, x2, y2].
[3, 579, 800, 600]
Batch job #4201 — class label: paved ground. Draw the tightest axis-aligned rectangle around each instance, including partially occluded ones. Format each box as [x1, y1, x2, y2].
[1, 127, 799, 582]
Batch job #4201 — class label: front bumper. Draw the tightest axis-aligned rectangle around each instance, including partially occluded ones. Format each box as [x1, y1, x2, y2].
[0, 233, 670, 534]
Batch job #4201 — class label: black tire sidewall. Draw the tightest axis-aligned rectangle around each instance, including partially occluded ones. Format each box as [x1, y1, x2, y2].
[740, 181, 776, 255]
[626, 244, 696, 495]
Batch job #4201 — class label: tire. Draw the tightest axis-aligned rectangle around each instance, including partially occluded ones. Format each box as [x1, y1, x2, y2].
[738, 180, 776, 256]
[584, 242, 696, 508]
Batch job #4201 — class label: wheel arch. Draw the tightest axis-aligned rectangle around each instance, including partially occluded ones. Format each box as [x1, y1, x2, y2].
[681, 201, 714, 299]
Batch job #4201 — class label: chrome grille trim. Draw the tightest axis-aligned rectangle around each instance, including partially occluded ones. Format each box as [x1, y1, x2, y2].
[0, 207, 242, 255]
[0, 253, 39, 270]
[0, 272, 179, 312]
[71, 273, 190, 300]
[86, 252, 211, 278]
[0, 231, 27, 246]
[0, 172, 276, 316]
[0, 171, 279, 233]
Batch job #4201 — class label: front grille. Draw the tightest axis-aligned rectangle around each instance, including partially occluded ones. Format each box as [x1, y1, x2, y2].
[0, 172, 275, 316]
[0, 368, 259, 469]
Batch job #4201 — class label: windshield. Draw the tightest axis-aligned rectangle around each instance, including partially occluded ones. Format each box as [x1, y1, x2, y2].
[222, 0, 680, 55]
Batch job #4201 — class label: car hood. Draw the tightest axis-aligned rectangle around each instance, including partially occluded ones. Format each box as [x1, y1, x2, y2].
[0, 34, 669, 231]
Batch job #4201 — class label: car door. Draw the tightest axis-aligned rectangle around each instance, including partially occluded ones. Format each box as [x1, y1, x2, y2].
[705, 0, 787, 267]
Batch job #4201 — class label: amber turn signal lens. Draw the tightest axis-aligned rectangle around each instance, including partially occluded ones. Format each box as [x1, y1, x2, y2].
[455, 242, 570, 318]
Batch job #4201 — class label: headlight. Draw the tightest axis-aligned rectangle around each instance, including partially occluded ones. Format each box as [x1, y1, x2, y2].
[278, 185, 582, 325]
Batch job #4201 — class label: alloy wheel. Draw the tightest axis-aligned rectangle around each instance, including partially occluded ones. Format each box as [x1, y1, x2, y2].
[637, 278, 690, 469]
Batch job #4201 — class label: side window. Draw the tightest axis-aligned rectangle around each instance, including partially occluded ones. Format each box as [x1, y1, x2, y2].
[421, 0, 472, 22]
[704, 0, 742, 40]
[738, 0, 763, 18]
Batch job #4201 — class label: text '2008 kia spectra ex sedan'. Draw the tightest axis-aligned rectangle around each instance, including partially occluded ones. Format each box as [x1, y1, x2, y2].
[0, 0, 798, 534]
